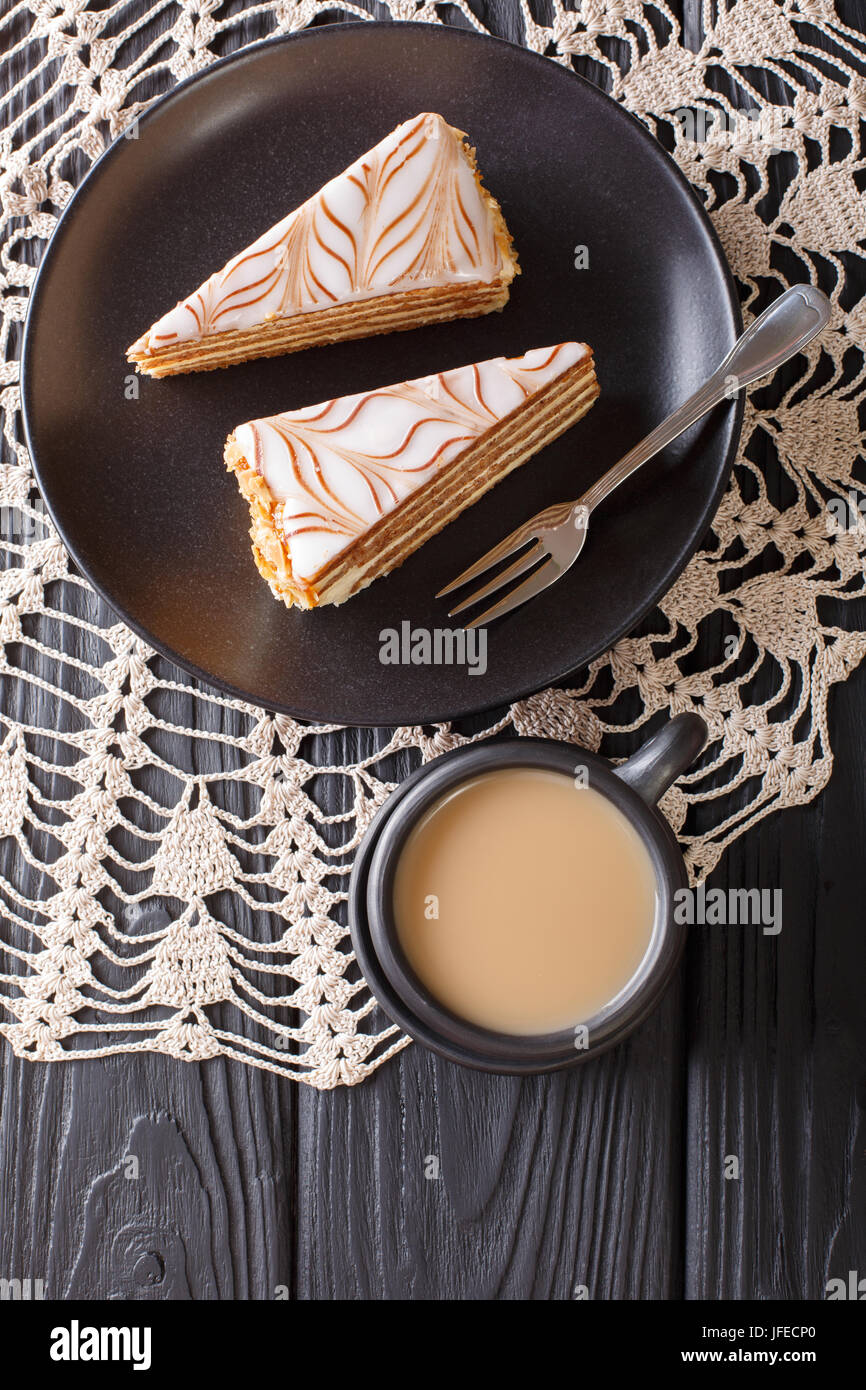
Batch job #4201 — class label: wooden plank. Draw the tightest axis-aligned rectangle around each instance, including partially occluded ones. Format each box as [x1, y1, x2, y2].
[0, 1048, 296, 1300]
[297, 986, 684, 1299]
[0, 592, 297, 1299]
[686, 661, 866, 1299]
[681, 0, 866, 1298]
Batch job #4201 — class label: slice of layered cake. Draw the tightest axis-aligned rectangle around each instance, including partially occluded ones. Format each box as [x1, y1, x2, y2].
[128, 113, 519, 377]
[225, 343, 599, 609]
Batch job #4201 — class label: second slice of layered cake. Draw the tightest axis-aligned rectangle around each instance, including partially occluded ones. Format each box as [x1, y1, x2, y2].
[225, 343, 599, 609]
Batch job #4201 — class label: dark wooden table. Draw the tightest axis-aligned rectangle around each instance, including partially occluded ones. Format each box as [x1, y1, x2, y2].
[1, 0, 864, 1301]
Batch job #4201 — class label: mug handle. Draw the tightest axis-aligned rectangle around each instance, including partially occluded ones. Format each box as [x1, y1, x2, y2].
[614, 712, 707, 806]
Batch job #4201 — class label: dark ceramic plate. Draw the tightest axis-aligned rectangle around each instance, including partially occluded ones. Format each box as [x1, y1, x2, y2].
[22, 23, 742, 726]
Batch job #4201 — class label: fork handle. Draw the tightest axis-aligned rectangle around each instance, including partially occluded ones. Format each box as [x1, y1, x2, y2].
[578, 284, 831, 513]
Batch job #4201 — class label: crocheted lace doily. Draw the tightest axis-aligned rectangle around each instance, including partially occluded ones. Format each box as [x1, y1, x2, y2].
[0, 1, 864, 1088]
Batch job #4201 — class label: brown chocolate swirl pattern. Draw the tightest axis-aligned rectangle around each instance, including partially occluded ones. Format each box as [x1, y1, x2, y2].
[135, 113, 512, 354]
[231, 343, 587, 583]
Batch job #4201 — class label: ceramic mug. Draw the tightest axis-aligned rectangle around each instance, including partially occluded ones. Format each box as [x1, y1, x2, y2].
[349, 711, 707, 1074]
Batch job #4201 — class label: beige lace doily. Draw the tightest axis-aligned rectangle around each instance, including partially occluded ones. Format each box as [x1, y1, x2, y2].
[0, 1, 864, 1088]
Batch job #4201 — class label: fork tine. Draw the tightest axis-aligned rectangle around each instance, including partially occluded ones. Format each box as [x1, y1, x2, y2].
[446, 543, 545, 616]
[436, 523, 540, 597]
[462, 557, 561, 629]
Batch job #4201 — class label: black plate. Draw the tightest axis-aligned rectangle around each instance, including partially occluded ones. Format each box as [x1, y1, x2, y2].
[22, 22, 742, 726]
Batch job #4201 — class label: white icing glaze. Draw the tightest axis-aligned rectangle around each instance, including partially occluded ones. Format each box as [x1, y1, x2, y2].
[137, 113, 508, 353]
[233, 343, 588, 584]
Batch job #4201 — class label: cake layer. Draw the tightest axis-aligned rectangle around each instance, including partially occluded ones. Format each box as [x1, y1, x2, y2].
[129, 112, 518, 375]
[318, 370, 599, 607]
[225, 344, 599, 609]
[128, 281, 508, 378]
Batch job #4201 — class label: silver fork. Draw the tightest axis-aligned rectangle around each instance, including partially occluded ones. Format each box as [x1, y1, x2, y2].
[438, 285, 831, 628]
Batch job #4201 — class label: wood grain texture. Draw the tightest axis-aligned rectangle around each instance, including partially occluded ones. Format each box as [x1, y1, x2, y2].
[685, 660, 866, 1299]
[679, 0, 866, 1302]
[1, 0, 864, 1304]
[297, 989, 684, 1299]
[0, 1050, 296, 1300]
